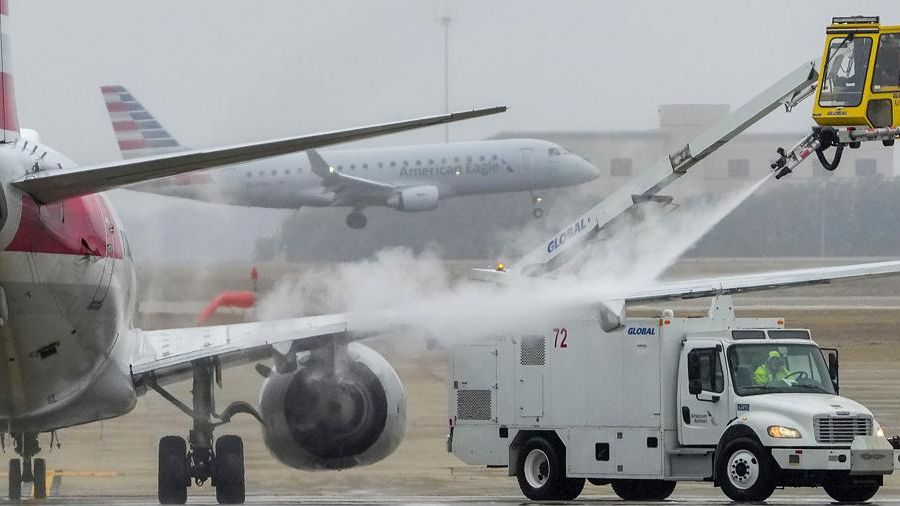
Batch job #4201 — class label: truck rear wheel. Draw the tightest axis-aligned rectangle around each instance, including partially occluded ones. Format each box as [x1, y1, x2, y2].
[611, 479, 676, 501]
[717, 437, 776, 502]
[515, 436, 584, 501]
[823, 481, 880, 503]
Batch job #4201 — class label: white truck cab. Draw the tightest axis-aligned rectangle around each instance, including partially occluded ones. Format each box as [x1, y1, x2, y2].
[448, 296, 897, 502]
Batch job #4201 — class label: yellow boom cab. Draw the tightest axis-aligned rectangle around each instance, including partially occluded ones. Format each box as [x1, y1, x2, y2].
[813, 16, 900, 129]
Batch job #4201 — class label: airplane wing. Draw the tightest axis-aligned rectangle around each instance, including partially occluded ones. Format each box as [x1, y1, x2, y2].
[307, 149, 397, 201]
[130, 313, 353, 386]
[12, 106, 506, 204]
[619, 259, 900, 303]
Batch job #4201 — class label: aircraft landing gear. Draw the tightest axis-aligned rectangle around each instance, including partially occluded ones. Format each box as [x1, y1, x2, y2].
[148, 359, 263, 505]
[346, 210, 368, 229]
[530, 191, 545, 218]
[8, 432, 46, 500]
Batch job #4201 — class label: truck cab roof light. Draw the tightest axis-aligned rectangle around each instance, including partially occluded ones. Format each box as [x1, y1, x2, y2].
[832, 16, 880, 25]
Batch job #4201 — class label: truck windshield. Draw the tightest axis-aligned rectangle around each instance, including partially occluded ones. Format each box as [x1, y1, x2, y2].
[727, 343, 835, 396]
[819, 36, 874, 107]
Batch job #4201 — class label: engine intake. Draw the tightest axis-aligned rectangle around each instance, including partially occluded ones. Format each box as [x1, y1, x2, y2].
[259, 343, 406, 470]
[386, 185, 439, 212]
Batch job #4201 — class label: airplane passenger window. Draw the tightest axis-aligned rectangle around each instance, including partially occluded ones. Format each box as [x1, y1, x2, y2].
[390, 162, 395, 167]
[350, 164, 356, 170]
[479, 155, 485, 161]
[271, 170, 277, 176]
[363, 164, 368, 169]
[467, 156, 472, 162]
[258, 171, 264, 177]
[284, 169, 290, 175]
[441, 158, 447, 164]
[428, 159, 434, 164]
[416, 160, 421, 166]
[492, 155, 498, 160]
[454, 157, 460, 163]
[403, 161, 409, 166]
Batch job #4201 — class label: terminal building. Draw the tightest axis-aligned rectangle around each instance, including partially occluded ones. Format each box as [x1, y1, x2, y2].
[494, 104, 895, 199]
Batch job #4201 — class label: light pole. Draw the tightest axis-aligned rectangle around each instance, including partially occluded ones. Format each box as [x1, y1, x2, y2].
[440, 15, 453, 143]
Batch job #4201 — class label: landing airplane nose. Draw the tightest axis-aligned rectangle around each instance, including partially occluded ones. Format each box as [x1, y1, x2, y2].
[576, 157, 601, 183]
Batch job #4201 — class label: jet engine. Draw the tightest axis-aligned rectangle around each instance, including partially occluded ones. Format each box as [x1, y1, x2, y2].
[259, 343, 406, 471]
[386, 185, 439, 212]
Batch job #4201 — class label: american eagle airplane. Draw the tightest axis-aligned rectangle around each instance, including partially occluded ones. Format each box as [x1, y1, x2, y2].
[1, 4, 900, 505]
[100, 86, 600, 228]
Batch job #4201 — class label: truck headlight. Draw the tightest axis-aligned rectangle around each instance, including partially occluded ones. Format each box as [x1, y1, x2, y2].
[877, 426, 885, 438]
[768, 426, 802, 438]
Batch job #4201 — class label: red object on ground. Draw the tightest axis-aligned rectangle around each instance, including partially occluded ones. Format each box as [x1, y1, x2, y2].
[196, 291, 256, 324]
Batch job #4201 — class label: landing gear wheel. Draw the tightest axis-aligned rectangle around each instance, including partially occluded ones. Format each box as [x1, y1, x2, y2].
[717, 437, 776, 502]
[346, 212, 367, 229]
[823, 481, 880, 503]
[515, 436, 584, 501]
[158, 436, 188, 505]
[32, 458, 46, 499]
[532, 208, 544, 218]
[215, 435, 245, 504]
[611, 479, 676, 500]
[8, 459, 20, 501]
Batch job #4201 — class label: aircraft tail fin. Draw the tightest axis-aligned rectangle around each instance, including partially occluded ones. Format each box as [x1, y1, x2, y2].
[0, 2, 20, 143]
[101, 85, 188, 159]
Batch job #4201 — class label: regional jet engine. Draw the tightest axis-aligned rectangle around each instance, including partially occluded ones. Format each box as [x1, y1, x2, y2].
[259, 343, 406, 470]
[386, 185, 439, 212]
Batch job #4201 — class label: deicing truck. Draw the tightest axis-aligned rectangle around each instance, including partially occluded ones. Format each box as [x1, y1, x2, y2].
[448, 296, 899, 502]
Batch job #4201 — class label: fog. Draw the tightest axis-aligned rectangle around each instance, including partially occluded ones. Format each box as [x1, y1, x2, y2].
[11, 1, 900, 262]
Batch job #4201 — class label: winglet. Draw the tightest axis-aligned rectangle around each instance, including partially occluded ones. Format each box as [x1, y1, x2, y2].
[307, 149, 336, 179]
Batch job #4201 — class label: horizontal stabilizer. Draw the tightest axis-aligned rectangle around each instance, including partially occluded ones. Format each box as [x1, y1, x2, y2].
[13, 106, 507, 204]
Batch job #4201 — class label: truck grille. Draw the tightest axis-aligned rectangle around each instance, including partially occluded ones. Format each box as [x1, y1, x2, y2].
[814, 415, 872, 444]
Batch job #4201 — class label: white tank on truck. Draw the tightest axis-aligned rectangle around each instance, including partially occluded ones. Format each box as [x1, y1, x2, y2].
[447, 296, 899, 502]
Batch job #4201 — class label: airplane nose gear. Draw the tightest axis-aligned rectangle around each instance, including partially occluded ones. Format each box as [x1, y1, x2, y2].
[145, 358, 263, 504]
[530, 192, 545, 218]
[8, 432, 46, 500]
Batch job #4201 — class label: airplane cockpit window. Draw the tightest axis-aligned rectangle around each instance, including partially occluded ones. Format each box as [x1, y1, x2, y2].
[820, 36, 874, 107]
[548, 148, 562, 156]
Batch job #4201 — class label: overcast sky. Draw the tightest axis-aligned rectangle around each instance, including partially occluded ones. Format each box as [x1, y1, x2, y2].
[10, 1, 900, 262]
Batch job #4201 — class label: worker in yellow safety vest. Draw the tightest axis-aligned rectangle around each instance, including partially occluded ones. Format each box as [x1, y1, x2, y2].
[754, 350, 790, 385]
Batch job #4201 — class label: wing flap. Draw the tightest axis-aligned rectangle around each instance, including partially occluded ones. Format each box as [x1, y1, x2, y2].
[13, 106, 506, 204]
[131, 313, 349, 385]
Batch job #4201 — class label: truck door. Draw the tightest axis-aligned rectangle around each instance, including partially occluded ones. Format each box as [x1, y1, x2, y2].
[678, 342, 731, 447]
[451, 344, 498, 424]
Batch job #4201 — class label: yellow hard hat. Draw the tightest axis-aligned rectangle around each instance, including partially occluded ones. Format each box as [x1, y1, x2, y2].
[768, 350, 782, 358]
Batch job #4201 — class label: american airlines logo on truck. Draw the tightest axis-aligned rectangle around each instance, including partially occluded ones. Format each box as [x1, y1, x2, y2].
[626, 327, 656, 335]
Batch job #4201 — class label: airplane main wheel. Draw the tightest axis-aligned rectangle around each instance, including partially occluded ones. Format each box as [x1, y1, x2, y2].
[215, 435, 245, 505]
[8, 459, 21, 500]
[33, 458, 46, 499]
[158, 436, 188, 505]
[346, 212, 368, 229]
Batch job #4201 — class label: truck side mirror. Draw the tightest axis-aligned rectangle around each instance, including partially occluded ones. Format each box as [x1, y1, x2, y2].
[689, 378, 703, 395]
[827, 351, 840, 393]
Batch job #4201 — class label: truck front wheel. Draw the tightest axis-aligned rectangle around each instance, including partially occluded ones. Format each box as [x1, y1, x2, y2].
[515, 437, 584, 501]
[823, 481, 880, 503]
[717, 437, 776, 502]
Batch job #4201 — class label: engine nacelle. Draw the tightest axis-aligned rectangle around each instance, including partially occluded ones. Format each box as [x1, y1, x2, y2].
[386, 185, 439, 212]
[259, 343, 406, 471]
